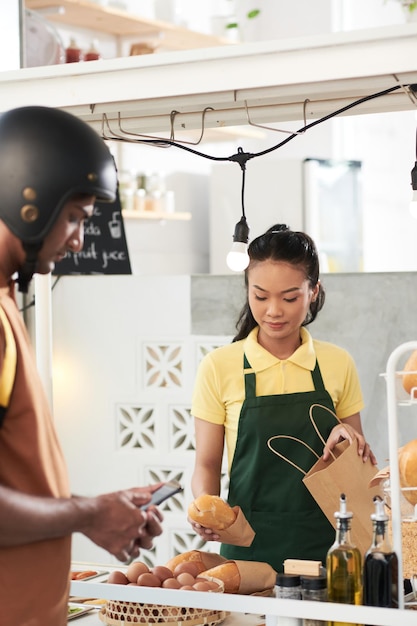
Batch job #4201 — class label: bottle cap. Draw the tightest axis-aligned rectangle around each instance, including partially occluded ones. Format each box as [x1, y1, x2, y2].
[371, 495, 389, 522]
[300, 575, 327, 590]
[334, 493, 353, 520]
[276, 573, 301, 587]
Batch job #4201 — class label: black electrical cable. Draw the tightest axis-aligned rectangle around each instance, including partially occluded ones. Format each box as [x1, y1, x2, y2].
[103, 84, 404, 168]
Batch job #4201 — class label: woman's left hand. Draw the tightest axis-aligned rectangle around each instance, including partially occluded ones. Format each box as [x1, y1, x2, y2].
[323, 420, 377, 465]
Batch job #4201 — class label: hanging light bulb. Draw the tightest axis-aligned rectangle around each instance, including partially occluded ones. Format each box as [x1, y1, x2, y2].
[226, 148, 251, 272]
[227, 216, 250, 271]
[410, 160, 417, 219]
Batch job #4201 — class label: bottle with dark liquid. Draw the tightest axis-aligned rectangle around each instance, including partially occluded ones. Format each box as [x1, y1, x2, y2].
[326, 493, 363, 626]
[363, 495, 399, 609]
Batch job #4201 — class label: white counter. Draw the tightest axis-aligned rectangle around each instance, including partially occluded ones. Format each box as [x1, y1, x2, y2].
[69, 564, 417, 626]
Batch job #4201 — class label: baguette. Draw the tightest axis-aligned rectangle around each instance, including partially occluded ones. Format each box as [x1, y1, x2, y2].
[188, 495, 236, 531]
[165, 550, 226, 574]
[200, 561, 240, 593]
[201, 560, 277, 595]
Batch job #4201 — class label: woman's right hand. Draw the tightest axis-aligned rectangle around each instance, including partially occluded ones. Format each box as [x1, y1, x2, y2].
[187, 516, 220, 542]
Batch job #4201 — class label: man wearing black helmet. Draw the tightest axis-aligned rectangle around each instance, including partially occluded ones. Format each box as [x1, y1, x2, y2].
[0, 106, 164, 626]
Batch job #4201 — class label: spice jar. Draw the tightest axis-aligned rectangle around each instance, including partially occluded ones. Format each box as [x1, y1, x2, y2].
[275, 573, 302, 626]
[300, 574, 327, 626]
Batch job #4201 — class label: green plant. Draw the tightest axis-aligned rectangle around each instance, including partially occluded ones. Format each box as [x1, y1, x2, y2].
[226, 8, 260, 29]
[390, 0, 417, 11]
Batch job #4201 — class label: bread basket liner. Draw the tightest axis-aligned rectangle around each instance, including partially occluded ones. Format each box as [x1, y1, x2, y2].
[215, 506, 255, 547]
[98, 577, 228, 626]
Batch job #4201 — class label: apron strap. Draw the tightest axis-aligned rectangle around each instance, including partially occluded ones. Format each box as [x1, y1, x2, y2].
[311, 359, 325, 391]
[243, 354, 256, 398]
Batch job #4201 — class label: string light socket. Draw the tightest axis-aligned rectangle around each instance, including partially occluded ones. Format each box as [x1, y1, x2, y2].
[226, 215, 250, 272]
[410, 160, 417, 218]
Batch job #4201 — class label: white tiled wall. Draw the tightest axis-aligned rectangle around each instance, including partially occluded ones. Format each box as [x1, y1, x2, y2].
[51, 274, 231, 566]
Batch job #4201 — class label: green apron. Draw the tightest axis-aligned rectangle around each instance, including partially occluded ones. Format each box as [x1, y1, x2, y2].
[220, 354, 338, 572]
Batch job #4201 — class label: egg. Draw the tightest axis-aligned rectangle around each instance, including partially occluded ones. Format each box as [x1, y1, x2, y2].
[175, 572, 196, 587]
[107, 570, 129, 585]
[137, 572, 162, 587]
[162, 577, 181, 589]
[180, 585, 195, 591]
[173, 562, 204, 577]
[151, 565, 173, 583]
[126, 561, 149, 583]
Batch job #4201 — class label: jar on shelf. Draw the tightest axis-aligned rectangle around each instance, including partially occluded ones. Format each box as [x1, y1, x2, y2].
[85, 39, 101, 61]
[65, 38, 83, 63]
[118, 169, 137, 212]
[300, 574, 327, 626]
[275, 573, 302, 626]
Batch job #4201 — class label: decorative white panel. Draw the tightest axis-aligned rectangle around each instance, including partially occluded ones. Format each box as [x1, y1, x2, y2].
[116, 403, 157, 450]
[110, 335, 233, 565]
[143, 343, 184, 388]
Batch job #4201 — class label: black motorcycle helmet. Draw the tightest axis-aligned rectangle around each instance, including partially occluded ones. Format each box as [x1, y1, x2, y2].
[0, 105, 118, 292]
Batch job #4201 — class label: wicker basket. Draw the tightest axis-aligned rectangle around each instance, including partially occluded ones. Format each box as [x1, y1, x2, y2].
[384, 483, 417, 579]
[98, 577, 227, 626]
[99, 602, 228, 626]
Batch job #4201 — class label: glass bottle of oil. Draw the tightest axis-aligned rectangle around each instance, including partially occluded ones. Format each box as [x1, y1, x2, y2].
[363, 495, 399, 609]
[326, 493, 363, 626]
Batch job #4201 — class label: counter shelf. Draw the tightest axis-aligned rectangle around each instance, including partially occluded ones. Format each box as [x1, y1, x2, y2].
[70, 575, 417, 625]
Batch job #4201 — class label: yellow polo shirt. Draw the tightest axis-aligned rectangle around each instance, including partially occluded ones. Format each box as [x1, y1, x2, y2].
[191, 327, 364, 471]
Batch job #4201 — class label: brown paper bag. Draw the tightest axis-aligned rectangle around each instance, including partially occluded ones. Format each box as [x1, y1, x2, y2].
[215, 506, 255, 547]
[303, 438, 383, 555]
[234, 560, 276, 594]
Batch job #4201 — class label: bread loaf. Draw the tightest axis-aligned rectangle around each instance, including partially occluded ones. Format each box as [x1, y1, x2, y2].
[399, 438, 417, 505]
[164, 550, 226, 575]
[402, 350, 417, 396]
[201, 560, 277, 595]
[188, 495, 236, 530]
[200, 561, 240, 593]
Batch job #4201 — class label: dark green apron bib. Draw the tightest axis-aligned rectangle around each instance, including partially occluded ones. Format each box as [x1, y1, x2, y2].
[220, 354, 338, 572]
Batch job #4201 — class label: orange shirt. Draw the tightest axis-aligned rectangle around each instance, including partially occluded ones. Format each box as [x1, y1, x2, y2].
[0, 288, 71, 626]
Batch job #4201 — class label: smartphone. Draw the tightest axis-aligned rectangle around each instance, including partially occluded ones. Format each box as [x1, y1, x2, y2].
[141, 479, 183, 510]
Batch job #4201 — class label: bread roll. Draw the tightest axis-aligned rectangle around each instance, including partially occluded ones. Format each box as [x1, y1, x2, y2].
[200, 561, 240, 593]
[164, 550, 226, 574]
[188, 495, 236, 530]
[399, 438, 417, 505]
[402, 350, 417, 396]
[201, 560, 277, 595]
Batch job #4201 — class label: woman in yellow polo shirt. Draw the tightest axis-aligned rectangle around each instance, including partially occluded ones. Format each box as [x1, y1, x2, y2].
[190, 224, 376, 572]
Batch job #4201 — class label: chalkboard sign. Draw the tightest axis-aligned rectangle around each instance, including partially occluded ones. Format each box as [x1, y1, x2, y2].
[53, 191, 131, 276]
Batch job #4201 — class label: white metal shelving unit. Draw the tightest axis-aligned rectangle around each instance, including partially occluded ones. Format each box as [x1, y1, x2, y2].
[384, 340, 417, 611]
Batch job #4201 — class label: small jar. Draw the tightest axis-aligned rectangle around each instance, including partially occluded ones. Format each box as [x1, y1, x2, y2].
[275, 574, 302, 626]
[300, 575, 327, 626]
[65, 38, 82, 63]
[85, 39, 101, 61]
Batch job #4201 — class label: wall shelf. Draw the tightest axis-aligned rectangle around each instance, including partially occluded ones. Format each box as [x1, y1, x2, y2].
[25, 0, 230, 50]
[2, 23, 417, 137]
